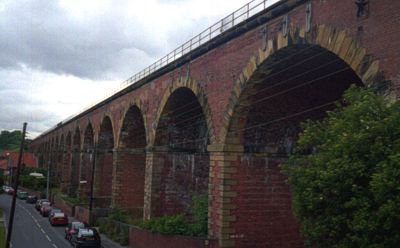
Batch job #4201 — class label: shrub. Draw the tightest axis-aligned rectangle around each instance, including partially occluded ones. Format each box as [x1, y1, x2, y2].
[98, 209, 131, 245]
[188, 193, 208, 236]
[140, 214, 190, 235]
[284, 86, 400, 247]
[139, 193, 209, 237]
[109, 208, 128, 223]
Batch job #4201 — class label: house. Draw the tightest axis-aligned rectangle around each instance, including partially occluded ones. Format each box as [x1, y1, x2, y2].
[0, 150, 38, 175]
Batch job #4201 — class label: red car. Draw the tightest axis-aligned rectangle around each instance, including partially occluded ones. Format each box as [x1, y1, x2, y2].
[49, 212, 68, 226]
[65, 221, 89, 241]
[6, 187, 14, 195]
[40, 202, 52, 217]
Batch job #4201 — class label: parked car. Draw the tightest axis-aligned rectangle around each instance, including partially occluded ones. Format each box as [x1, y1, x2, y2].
[70, 228, 101, 248]
[49, 212, 68, 226]
[48, 208, 63, 220]
[35, 199, 49, 211]
[26, 195, 38, 204]
[40, 202, 52, 217]
[5, 187, 14, 195]
[65, 221, 89, 241]
[17, 191, 28, 200]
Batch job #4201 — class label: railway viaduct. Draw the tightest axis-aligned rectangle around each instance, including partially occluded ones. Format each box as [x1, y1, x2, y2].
[30, 0, 400, 247]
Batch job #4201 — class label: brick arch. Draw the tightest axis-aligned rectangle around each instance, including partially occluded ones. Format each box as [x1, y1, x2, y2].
[220, 24, 393, 144]
[113, 101, 147, 215]
[80, 122, 95, 197]
[70, 126, 82, 196]
[212, 24, 393, 247]
[55, 134, 65, 186]
[150, 77, 215, 146]
[94, 114, 115, 208]
[95, 113, 117, 149]
[83, 122, 95, 149]
[116, 99, 148, 149]
[61, 131, 72, 193]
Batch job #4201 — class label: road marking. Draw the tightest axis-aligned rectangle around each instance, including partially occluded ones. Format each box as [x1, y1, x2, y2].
[14, 197, 63, 248]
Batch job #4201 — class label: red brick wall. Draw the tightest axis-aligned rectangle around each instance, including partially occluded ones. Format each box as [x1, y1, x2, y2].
[156, 153, 209, 217]
[53, 194, 75, 217]
[95, 153, 113, 206]
[75, 205, 90, 223]
[129, 226, 218, 248]
[232, 157, 303, 248]
[114, 152, 145, 216]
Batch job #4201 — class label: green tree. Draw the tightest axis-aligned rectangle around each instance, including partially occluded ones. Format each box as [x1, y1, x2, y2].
[0, 130, 23, 151]
[284, 86, 400, 248]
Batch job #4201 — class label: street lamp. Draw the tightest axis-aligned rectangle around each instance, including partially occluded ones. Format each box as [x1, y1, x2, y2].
[6, 153, 11, 186]
[46, 159, 50, 199]
[88, 144, 97, 225]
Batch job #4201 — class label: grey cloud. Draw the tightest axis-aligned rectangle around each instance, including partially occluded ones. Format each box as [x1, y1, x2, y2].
[0, 105, 60, 135]
[0, 0, 164, 80]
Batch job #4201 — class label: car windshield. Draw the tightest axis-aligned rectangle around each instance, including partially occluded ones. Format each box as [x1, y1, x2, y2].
[53, 213, 65, 218]
[72, 222, 84, 230]
[42, 202, 51, 207]
[78, 229, 96, 240]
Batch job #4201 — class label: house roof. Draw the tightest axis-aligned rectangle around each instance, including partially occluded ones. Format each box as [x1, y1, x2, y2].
[0, 151, 38, 169]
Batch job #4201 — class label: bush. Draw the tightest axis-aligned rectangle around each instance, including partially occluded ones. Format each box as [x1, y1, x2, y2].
[284, 86, 400, 247]
[100, 194, 209, 239]
[139, 193, 209, 237]
[98, 209, 131, 245]
[109, 208, 128, 223]
[188, 193, 208, 236]
[140, 214, 190, 235]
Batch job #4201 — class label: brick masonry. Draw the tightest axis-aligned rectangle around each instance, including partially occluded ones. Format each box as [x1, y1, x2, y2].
[31, 0, 400, 247]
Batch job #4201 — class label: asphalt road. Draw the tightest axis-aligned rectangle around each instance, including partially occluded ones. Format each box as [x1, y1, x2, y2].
[0, 194, 72, 248]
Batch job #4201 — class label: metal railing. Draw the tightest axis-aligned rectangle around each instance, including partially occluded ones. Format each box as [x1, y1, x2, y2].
[39, 0, 281, 139]
[110, 0, 280, 98]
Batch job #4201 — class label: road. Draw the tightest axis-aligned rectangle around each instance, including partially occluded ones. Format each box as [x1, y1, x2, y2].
[0, 194, 72, 248]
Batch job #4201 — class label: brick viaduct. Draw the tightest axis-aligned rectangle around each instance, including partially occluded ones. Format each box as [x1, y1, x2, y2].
[30, 0, 400, 247]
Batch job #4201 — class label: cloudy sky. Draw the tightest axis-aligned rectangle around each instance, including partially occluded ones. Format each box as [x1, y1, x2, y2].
[0, 0, 266, 138]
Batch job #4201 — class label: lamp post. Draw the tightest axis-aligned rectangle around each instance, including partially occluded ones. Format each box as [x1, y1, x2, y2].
[46, 159, 50, 199]
[6, 153, 11, 186]
[88, 143, 97, 225]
